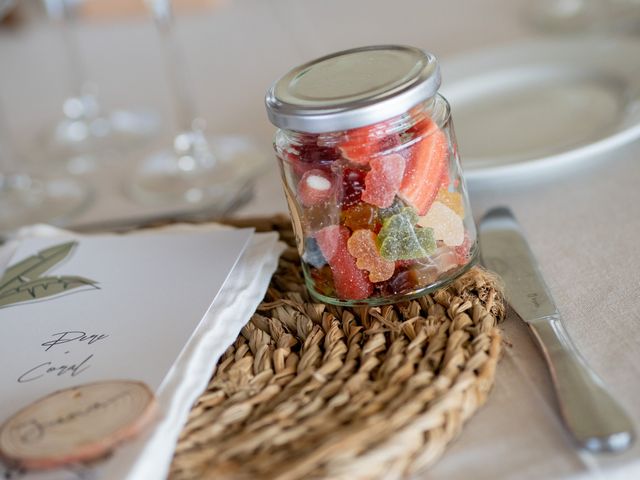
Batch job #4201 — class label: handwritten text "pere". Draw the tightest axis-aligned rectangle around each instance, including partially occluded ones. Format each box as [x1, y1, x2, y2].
[41, 331, 108, 352]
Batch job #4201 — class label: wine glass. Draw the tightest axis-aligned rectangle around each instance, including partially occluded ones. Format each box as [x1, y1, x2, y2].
[130, 0, 267, 210]
[524, 0, 640, 34]
[0, 102, 90, 234]
[41, 0, 159, 174]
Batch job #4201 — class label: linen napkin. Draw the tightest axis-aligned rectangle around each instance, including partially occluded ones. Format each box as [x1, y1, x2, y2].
[0, 222, 286, 480]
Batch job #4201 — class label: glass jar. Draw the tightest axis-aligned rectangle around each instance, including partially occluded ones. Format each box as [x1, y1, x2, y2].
[265, 45, 477, 306]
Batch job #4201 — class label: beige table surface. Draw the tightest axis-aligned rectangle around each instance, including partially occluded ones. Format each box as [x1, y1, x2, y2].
[1, 1, 639, 479]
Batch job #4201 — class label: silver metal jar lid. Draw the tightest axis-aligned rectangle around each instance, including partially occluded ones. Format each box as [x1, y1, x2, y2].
[265, 45, 441, 133]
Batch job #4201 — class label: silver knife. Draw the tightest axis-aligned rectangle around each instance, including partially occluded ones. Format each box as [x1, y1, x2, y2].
[479, 207, 634, 453]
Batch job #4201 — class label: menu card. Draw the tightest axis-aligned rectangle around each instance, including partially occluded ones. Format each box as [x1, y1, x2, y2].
[0, 228, 254, 478]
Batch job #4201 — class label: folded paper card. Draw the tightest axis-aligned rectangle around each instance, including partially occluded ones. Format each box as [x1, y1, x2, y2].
[0, 226, 258, 477]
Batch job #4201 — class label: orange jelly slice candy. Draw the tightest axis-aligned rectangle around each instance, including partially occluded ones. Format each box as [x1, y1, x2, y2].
[398, 120, 449, 215]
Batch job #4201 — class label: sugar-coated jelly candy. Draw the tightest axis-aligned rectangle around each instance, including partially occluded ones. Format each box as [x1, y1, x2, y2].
[339, 167, 367, 208]
[286, 143, 338, 179]
[378, 197, 406, 219]
[417, 201, 464, 246]
[398, 120, 449, 215]
[339, 122, 401, 165]
[347, 229, 395, 282]
[361, 154, 406, 208]
[378, 208, 436, 261]
[383, 268, 415, 295]
[412, 258, 440, 287]
[302, 237, 327, 268]
[342, 202, 380, 231]
[454, 233, 473, 265]
[430, 246, 459, 273]
[436, 188, 464, 216]
[297, 169, 334, 207]
[315, 225, 373, 300]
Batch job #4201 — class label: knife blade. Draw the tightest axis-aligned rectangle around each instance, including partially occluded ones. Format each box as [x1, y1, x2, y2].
[479, 207, 634, 453]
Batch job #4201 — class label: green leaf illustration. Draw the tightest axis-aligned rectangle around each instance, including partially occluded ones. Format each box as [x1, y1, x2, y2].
[0, 241, 99, 309]
[0, 275, 99, 308]
[0, 241, 77, 294]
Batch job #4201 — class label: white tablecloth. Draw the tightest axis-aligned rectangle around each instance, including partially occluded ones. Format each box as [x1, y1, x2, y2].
[1, 1, 639, 478]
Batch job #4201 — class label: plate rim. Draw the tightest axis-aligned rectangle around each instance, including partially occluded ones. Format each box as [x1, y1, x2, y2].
[439, 36, 640, 182]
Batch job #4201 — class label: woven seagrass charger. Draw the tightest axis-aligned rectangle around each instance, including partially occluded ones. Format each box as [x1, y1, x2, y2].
[169, 215, 505, 480]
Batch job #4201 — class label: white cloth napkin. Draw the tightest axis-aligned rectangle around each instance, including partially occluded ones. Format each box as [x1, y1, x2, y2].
[0, 223, 286, 480]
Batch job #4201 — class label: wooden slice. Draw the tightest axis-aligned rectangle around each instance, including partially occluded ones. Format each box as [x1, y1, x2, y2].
[0, 380, 157, 470]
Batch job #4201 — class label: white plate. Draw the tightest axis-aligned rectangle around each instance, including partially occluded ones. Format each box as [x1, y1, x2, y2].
[440, 37, 640, 182]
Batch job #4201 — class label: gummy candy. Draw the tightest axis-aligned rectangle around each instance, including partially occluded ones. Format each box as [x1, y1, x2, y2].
[278, 104, 476, 303]
[342, 202, 380, 231]
[347, 229, 395, 282]
[297, 169, 334, 207]
[436, 188, 465, 216]
[430, 246, 459, 273]
[406, 109, 438, 138]
[302, 237, 327, 268]
[310, 265, 335, 297]
[361, 154, 406, 208]
[297, 142, 341, 163]
[441, 167, 451, 191]
[395, 259, 415, 270]
[377, 208, 436, 261]
[383, 269, 415, 295]
[315, 225, 373, 300]
[339, 123, 401, 165]
[398, 120, 449, 215]
[378, 198, 406, 219]
[412, 258, 440, 287]
[286, 143, 339, 178]
[417, 201, 464, 246]
[454, 233, 473, 265]
[339, 167, 367, 208]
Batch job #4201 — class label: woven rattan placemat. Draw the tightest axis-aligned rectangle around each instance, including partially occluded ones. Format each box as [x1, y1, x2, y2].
[169, 215, 505, 480]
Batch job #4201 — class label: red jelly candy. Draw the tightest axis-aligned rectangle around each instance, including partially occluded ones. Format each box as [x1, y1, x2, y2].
[361, 153, 406, 208]
[339, 167, 367, 208]
[398, 120, 449, 215]
[431, 246, 459, 273]
[297, 169, 334, 207]
[286, 143, 340, 178]
[315, 225, 373, 300]
[382, 268, 417, 295]
[339, 123, 401, 166]
[454, 233, 473, 265]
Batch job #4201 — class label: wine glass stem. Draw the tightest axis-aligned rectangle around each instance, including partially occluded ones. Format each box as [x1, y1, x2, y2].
[45, 0, 88, 100]
[153, 1, 199, 134]
[0, 100, 18, 174]
[60, 1, 87, 98]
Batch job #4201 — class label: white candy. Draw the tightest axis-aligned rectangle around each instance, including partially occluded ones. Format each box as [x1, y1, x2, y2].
[306, 175, 332, 191]
[418, 201, 464, 246]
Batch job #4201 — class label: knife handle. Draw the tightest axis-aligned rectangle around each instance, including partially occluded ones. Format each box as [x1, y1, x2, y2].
[528, 315, 634, 452]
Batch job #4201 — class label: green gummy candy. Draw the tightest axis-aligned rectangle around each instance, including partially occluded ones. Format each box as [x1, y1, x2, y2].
[379, 227, 435, 260]
[378, 208, 417, 243]
[378, 198, 406, 220]
[415, 227, 436, 253]
[378, 208, 436, 261]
